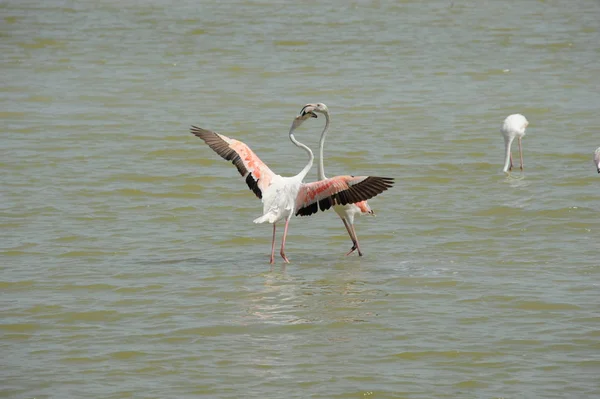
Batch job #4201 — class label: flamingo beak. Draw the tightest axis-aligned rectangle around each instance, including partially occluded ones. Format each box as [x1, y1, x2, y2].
[299, 104, 318, 119]
[298, 110, 317, 120]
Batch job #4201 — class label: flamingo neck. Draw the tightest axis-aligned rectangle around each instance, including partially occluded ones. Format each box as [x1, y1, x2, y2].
[317, 111, 331, 181]
[502, 136, 515, 173]
[289, 123, 314, 181]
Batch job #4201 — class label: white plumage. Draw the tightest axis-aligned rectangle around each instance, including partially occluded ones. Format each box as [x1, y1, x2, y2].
[501, 114, 529, 173]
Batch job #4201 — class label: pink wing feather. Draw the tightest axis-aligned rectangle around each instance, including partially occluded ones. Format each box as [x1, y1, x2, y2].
[296, 176, 394, 217]
[190, 126, 275, 199]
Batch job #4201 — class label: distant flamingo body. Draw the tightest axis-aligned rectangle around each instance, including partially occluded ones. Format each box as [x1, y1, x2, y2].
[297, 103, 375, 256]
[501, 114, 529, 173]
[190, 112, 394, 264]
[594, 147, 600, 174]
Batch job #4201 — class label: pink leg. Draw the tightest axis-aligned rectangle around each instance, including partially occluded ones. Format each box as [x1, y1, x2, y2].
[349, 223, 363, 257]
[518, 137, 524, 171]
[279, 218, 290, 263]
[342, 219, 358, 256]
[269, 223, 276, 264]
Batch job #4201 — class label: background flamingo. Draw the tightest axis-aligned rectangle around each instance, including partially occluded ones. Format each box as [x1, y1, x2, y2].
[501, 114, 529, 173]
[190, 112, 394, 264]
[296, 103, 375, 256]
[594, 147, 600, 174]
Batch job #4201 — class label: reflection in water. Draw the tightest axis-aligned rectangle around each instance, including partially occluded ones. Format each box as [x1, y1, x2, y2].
[244, 266, 377, 327]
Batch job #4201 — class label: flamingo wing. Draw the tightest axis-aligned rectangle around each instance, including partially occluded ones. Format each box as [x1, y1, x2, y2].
[295, 176, 394, 217]
[190, 126, 276, 199]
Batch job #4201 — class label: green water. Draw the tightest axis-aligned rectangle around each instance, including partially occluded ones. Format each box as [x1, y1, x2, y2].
[2, 0, 599, 398]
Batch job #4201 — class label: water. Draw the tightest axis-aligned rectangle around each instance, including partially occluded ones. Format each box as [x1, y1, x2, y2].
[2, 0, 599, 398]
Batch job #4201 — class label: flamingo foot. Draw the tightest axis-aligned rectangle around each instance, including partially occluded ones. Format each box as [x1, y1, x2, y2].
[345, 244, 363, 256]
[269, 257, 275, 265]
[280, 251, 290, 263]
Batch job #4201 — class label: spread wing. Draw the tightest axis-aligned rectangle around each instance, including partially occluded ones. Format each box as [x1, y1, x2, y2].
[295, 176, 394, 217]
[190, 126, 276, 199]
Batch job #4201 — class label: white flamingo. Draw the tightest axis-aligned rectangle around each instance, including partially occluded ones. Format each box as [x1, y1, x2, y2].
[296, 103, 375, 256]
[501, 114, 529, 173]
[190, 112, 394, 264]
[594, 147, 600, 174]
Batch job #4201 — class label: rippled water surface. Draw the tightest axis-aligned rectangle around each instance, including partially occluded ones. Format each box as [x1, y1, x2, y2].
[2, 0, 600, 398]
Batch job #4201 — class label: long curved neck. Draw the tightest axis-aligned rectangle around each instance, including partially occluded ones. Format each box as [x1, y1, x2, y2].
[317, 111, 331, 180]
[289, 122, 314, 181]
[502, 136, 514, 173]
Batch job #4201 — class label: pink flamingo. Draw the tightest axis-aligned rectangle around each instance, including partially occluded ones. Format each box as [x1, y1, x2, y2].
[594, 147, 600, 174]
[190, 112, 394, 264]
[501, 114, 529, 174]
[296, 103, 375, 256]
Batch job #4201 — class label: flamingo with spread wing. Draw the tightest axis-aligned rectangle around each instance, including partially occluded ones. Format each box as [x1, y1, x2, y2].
[190, 111, 394, 264]
[296, 103, 375, 256]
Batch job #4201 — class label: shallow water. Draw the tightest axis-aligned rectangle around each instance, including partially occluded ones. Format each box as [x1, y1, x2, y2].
[2, 0, 600, 398]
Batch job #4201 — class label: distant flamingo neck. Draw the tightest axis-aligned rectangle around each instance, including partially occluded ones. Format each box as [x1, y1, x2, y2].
[289, 123, 314, 181]
[317, 111, 331, 181]
[503, 136, 515, 173]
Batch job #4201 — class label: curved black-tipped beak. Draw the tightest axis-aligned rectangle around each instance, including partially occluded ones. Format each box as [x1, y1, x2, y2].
[299, 104, 318, 119]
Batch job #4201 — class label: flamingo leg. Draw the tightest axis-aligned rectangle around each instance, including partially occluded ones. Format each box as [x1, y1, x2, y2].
[341, 218, 359, 256]
[279, 218, 291, 263]
[509, 151, 513, 171]
[518, 137, 524, 171]
[349, 223, 363, 257]
[269, 223, 277, 264]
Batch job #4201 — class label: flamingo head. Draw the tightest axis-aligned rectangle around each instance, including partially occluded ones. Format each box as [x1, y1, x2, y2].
[300, 103, 329, 117]
[594, 147, 600, 173]
[290, 107, 317, 131]
[291, 103, 328, 131]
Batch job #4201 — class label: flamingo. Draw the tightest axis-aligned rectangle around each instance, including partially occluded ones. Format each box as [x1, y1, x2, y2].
[501, 114, 529, 174]
[296, 103, 374, 256]
[594, 147, 600, 174]
[189, 112, 394, 264]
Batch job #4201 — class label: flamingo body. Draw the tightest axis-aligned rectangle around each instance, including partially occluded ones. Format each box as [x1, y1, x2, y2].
[335, 201, 372, 225]
[190, 114, 394, 264]
[594, 147, 600, 174]
[501, 114, 529, 173]
[253, 175, 299, 224]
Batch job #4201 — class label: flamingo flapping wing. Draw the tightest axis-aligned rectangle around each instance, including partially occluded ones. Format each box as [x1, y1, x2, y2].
[190, 126, 275, 199]
[295, 176, 394, 217]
